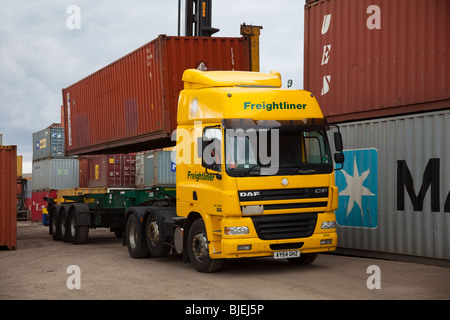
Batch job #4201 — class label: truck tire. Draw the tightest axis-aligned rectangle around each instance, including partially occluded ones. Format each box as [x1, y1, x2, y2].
[125, 214, 150, 259]
[69, 208, 89, 244]
[60, 206, 72, 243]
[287, 253, 318, 265]
[188, 218, 223, 273]
[50, 206, 61, 241]
[146, 211, 172, 257]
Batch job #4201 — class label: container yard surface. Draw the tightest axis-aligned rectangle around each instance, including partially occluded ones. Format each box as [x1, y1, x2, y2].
[0, 221, 448, 300]
[304, 0, 450, 122]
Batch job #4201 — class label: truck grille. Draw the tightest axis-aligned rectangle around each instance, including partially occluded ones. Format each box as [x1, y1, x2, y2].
[239, 187, 328, 202]
[239, 187, 328, 213]
[251, 213, 317, 240]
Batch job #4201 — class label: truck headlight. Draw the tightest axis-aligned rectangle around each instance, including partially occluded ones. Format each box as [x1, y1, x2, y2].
[321, 221, 336, 229]
[224, 226, 249, 235]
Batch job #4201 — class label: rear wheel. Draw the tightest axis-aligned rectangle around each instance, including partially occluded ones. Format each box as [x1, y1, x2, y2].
[60, 208, 72, 243]
[69, 209, 89, 244]
[125, 214, 150, 258]
[188, 218, 223, 273]
[50, 206, 61, 241]
[146, 211, 171, 257]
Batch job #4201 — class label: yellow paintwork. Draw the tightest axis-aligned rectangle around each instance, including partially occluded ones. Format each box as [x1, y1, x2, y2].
[176, 70, 338, 259]
[240, 24, 263, 72]
[182, 69, 281, 89]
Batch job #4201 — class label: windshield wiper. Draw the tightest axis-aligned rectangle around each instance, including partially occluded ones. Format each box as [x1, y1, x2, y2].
[239, 164, 261, 177]
[289, 165, 318, 175]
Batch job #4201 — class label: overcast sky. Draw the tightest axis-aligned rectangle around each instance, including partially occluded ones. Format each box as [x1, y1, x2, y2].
[0, 0, 304, 173]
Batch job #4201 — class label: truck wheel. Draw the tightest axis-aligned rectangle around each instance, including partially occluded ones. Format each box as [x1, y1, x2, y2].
[287, 253, 318, 265]
[125, 214, 150, 259]
[50, 206, 61, 241]
[188, 218, 223, 273]
[146, 211, 171, 257]
[60, 207, 72, 243]
[69, 209, 89, 244]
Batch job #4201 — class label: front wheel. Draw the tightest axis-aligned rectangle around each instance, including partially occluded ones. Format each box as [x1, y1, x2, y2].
[188, 218, 223, 273]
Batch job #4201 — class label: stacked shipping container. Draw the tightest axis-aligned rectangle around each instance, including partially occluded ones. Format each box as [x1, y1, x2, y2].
[32, 124, 65, 161]
[31, 124, 79, 221]
[79, 154, 136, 188]
[62, 35, 251, 155]
[304, 0, 449, 123]
[0, 145, 17, 250]
[135, 150, 176, 188]
[305, 0, 450, 260]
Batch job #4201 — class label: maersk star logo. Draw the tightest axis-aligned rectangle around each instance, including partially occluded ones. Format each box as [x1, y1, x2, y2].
[335, 149, 378, 228]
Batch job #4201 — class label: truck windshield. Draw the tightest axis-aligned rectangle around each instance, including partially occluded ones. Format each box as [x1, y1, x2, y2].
[223, 119, 333, 177]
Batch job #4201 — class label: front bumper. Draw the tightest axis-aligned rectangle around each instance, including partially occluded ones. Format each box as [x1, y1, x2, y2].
[208, 213, 337, 259]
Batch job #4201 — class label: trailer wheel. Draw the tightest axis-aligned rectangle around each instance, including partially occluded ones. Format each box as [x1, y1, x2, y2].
[287, 253, 318, 265]
[50, 206, 61, 241]
[69, 208, 89, 244]
[125, 214, 150, 259]
[60, 207, 72, 243]
[146, 211, 171, 257]
[188, 218, 223, 273]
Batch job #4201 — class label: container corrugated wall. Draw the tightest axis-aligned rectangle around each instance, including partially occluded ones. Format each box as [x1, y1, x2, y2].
[32, 125, 65, 161]
[32, 159, 79, 191]
[330, 110, 450, 260]
[135, 151, 176, 187]
[146, 150, 176, 186]
[304, 0, 450, 122]
[0, 145, 17, 249]
[63, 35, 250, 155]
[31, 190, 57, 222]
[86, 154, 136, 188]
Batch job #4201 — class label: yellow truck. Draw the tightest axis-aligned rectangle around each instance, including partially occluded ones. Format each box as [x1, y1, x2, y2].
[123, 69, 344, 272]
[49, 68, 344, 272]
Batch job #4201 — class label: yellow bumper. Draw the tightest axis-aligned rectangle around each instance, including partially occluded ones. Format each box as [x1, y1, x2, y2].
[208, 213, 337, 259]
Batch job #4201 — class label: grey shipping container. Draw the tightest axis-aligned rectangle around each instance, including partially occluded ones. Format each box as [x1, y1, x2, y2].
[33, 125, 65, 161]
[32, 158, 79, 191]
[329, 110, 450, 260]
[136, 150, 176, 188]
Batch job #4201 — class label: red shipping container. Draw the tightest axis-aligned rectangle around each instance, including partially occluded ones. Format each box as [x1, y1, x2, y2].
[31, 190, 57, 222]
[87, 154, 136, 188]
[63, 35, 251, 155]
[0, 145, 17, 250]
[304, 0, 450, 123]
[78, 156, 90, 188]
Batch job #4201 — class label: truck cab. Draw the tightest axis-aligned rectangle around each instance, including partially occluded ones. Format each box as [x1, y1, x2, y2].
[174, 69, 343, 271]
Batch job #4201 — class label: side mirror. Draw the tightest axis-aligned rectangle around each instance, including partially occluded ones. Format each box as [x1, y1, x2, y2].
[334, 153, 345, 164]
[334, 132, 343, 152]
[332, 129, 344, 170]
